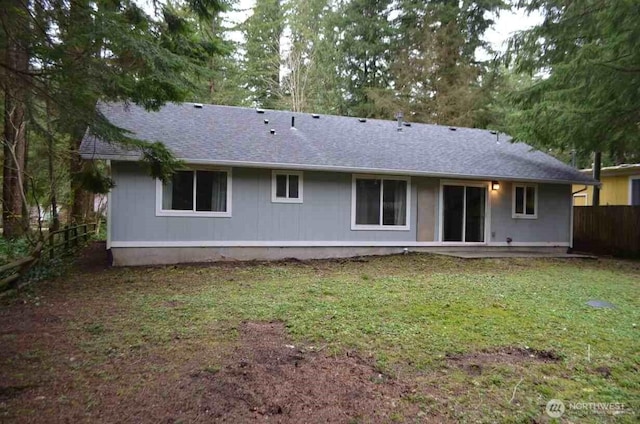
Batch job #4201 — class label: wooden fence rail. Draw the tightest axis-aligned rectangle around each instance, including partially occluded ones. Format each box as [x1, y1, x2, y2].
[573, 206, 640, 258]
[0, 242, 43, 292]
[0, 223, 98, 294]
[47, 223, 97, 260]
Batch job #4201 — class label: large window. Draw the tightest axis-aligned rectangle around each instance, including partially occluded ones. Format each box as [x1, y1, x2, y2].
[351, 175, 410, 230]
[156, 169, 231, 217]
[272, 171, 303, 203]
[512, 183, 537, 219]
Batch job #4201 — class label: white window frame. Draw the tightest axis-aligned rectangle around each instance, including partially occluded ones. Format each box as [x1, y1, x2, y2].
[271, 170, 304, 203]
[512, 183, 538, 219]
[155, 167, 232, 217]
[351, 174, 411, 231]
[629, 176, 640, 205]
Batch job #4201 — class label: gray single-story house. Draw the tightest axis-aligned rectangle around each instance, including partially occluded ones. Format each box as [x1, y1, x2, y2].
[80, 102, 596, 266]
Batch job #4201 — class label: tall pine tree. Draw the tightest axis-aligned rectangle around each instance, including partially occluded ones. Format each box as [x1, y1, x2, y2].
[242, 0, 284, 109]
[1, 0, 32, 237]
[506, 0, 640, 163]
[1, 0, 227, 235]
[280, 0, 330, 112]
[386, 0, 506, 127]
[336, 0, 394, 117]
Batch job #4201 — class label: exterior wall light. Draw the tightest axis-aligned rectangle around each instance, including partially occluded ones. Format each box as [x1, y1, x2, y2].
[491, 181, 500, 191]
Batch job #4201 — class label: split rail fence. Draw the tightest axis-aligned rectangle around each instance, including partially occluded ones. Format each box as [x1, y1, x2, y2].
[0, 223, 98, 294]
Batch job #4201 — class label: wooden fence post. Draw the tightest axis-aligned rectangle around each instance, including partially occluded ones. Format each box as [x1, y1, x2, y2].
[83, 224, 88, 242]
[13, 243, 42, 290]
[49, 232, 54, 260]
[64, 225, 69, 250]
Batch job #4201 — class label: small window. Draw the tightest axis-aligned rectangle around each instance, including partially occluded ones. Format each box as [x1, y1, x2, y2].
[631, 177, 640, 205]
[157, 169, 231, 217]
[513, 184, 537, 219]
[573, 193, 588, 206]
[272, 171, 303, 203]
[352, 175, 410, 230]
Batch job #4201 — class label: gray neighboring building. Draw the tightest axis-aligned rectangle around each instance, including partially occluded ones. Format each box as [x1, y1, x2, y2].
[80, 102, 596, 266]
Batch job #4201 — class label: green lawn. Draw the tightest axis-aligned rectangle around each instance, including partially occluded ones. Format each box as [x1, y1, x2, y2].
[1, 253, 638, 422]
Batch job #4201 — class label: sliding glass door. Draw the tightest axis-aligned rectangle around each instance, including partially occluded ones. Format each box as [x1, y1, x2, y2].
[442, 184, 486, 242]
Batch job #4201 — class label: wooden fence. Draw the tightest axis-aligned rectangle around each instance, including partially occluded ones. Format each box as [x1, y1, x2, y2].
[46, 223, 97, 260]
[573, 206, 640, 258]
[0, 223, 98, 294]
[0, 242, 43, 293]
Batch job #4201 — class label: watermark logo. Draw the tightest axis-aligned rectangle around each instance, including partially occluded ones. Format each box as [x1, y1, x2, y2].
[546, 399, 629, 418]
[546, 399, 565, 418]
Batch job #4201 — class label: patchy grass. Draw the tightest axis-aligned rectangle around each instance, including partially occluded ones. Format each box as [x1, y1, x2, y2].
[1, 252, 638, 423]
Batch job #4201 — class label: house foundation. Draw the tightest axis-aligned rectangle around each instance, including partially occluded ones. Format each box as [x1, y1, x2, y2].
[110, 246, 573, 266]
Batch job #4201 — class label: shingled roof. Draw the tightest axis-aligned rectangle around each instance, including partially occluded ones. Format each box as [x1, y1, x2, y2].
[80, 102, 596, 185]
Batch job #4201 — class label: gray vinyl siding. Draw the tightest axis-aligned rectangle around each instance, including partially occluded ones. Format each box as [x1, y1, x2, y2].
[110, 162, 419, 242]
[110, 162, 571, 244]
[489, 181, 571, 243]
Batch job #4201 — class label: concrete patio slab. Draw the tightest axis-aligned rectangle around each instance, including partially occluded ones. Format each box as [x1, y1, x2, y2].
[429, 250, 597, 259]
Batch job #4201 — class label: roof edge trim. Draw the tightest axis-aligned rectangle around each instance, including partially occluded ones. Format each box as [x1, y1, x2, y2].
[82, 153, 599, 186]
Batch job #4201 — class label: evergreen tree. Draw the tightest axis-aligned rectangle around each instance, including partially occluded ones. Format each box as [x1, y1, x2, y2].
[386, 0, 506, 127]
[242, 0, 284, 109]
[506, 0, 640, 162]
[311, 18, 348, 114]
[1, 0, 31, 237]
[280, 0, 330, 112]
[336, 0, 394, 117]
[192, 4, 249, 106]
[204, 48, 249, 106]
[1, 0, 227, 235]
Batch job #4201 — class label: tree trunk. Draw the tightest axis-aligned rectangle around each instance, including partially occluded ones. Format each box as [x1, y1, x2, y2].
[64, 0, 97, 225]
[69, 151, 92, 224]
[2, 0, 30, 239]
[22, 135, 30, 229]
[46, 98, 60, 232]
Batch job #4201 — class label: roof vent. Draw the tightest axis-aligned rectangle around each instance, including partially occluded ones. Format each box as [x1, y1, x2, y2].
[449, 127, 457, 131]
[358, 118, 367, 123]
[270, 129, 276, 135]
[403, 122, 411, 127]
[193, 103, 203, 109]
[311, 114, 320, 119]
[264, 119, 269, 124]
[396, 112, 404, 131]
[256, 108, 265, 114]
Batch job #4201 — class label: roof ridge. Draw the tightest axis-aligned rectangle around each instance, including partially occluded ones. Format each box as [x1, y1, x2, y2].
[111, 101, 502, 135]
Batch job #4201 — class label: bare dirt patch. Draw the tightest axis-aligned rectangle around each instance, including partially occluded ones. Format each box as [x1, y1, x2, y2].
[73, 241, 110, 273]
[446, 346, 562, 376]
[189, 321, 432, 422]
[0, 310, 443, 423]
